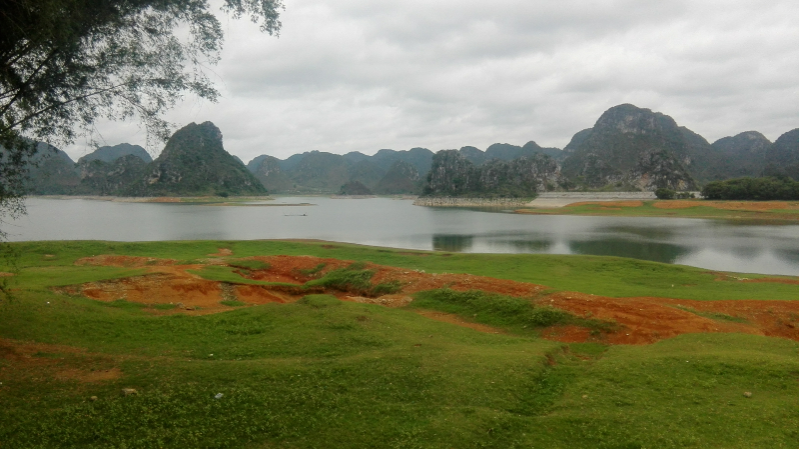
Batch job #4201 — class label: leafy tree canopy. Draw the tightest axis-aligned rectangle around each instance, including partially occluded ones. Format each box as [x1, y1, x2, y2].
[0, 0, 283, 235]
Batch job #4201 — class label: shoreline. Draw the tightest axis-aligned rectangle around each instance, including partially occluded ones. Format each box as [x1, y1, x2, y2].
[29, 195, 275, 203]
[517, 198, 799, 221]
[413, 197, 532, 207]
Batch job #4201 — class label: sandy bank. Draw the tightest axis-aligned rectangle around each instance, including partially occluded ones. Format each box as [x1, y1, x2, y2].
[525, 192, 661, 208]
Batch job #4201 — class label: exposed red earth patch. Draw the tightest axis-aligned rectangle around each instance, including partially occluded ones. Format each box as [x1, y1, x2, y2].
[63, 255, 799, 345]
[0, 339, 121, 384]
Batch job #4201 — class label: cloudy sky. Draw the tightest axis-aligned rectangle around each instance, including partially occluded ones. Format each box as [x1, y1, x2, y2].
[66, 0, 799, 163]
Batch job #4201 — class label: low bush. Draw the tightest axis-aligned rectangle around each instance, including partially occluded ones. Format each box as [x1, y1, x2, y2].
[701, 176, 799, 200]
[655, 188, 676, 200]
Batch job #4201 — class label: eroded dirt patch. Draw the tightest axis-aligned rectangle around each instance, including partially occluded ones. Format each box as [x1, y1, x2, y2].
[543, 292, 799, 344]
[61, 254, 799, 345]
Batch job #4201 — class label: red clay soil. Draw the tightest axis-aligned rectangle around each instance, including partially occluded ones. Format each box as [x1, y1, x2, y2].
[64, 254, 799, 345]
[742, 277, 799, 285]
[0, 338, 121, 384]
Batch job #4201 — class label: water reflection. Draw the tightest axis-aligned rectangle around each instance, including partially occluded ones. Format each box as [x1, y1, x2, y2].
[11, 197, 799, 275]
[507, 239, 553, 252]
[433, 234, 474, 252]
[569, 239, 691, 264]
[600, 225, 675, 239]
[728, 246, 764, 260]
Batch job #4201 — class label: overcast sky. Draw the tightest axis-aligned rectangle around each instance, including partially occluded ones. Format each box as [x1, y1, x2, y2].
[65, 0, 799, 163]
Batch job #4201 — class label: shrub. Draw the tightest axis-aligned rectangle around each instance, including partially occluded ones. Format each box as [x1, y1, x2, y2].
[701, 176, 799, 200]
[655, 188, 676, 200]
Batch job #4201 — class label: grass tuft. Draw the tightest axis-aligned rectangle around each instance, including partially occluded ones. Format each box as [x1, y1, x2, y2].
[304, 263, 399, 297]
[411, 288, 618, 334]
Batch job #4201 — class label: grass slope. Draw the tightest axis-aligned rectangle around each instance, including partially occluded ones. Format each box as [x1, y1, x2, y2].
[1, 241, 798, 448]
[6, 239, 798, 300]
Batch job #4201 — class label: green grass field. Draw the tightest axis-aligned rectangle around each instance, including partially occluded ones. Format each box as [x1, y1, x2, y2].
[1, 240, 798, 448]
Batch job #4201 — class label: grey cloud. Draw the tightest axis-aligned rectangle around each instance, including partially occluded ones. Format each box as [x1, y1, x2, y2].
[64, 0, 799, 164]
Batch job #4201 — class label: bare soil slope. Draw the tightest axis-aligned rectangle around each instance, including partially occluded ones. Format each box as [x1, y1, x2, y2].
[62, 254, 799, 345]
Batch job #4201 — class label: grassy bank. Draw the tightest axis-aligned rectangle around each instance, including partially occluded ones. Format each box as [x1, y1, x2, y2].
[1, 240, 798, 448]
[518, 199, 799, 221]
[8, 239, 798, 300]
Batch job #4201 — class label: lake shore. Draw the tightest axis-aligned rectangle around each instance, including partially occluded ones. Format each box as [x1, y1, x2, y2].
[413, 197, 532, 207]
[517, 198, 799, 221]
[30, 194, 275, 203]
[524, 191, 658, 208]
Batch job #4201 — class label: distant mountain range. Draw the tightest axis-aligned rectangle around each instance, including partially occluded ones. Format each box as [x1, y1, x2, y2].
[18, 104, 799, 197]
[24, 122, 265, 197]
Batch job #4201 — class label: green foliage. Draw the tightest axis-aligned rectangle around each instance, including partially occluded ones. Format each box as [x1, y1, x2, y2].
[297, 263, 327, 277]
[220, 300, 247, 307]
[0, 0, 282, 232]
[370, 280, 402, 296]
[423, 149, 555, 198]
[0, 0, 282, 152]
[297, 294, 342, 308]
[122, 122, 268, 197]
[702, 176, 799, 200]
[655, 188, 676, 199]
[307, 263, 401, 297]
[338, 180, 373, 195]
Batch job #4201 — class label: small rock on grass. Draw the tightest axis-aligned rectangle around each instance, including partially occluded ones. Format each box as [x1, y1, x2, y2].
[90, 396, 98, 401]
[743, 391, 752, 398]
[121, 388, 138, 396]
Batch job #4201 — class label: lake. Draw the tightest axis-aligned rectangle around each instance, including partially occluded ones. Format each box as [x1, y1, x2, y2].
[7, 196, 799, 276]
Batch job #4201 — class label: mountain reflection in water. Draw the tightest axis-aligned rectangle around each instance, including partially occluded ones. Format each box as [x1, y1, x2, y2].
[10, 196, 799, 275]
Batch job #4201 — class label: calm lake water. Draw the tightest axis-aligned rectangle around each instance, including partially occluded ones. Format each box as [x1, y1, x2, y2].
[7, 196, 799, 276]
